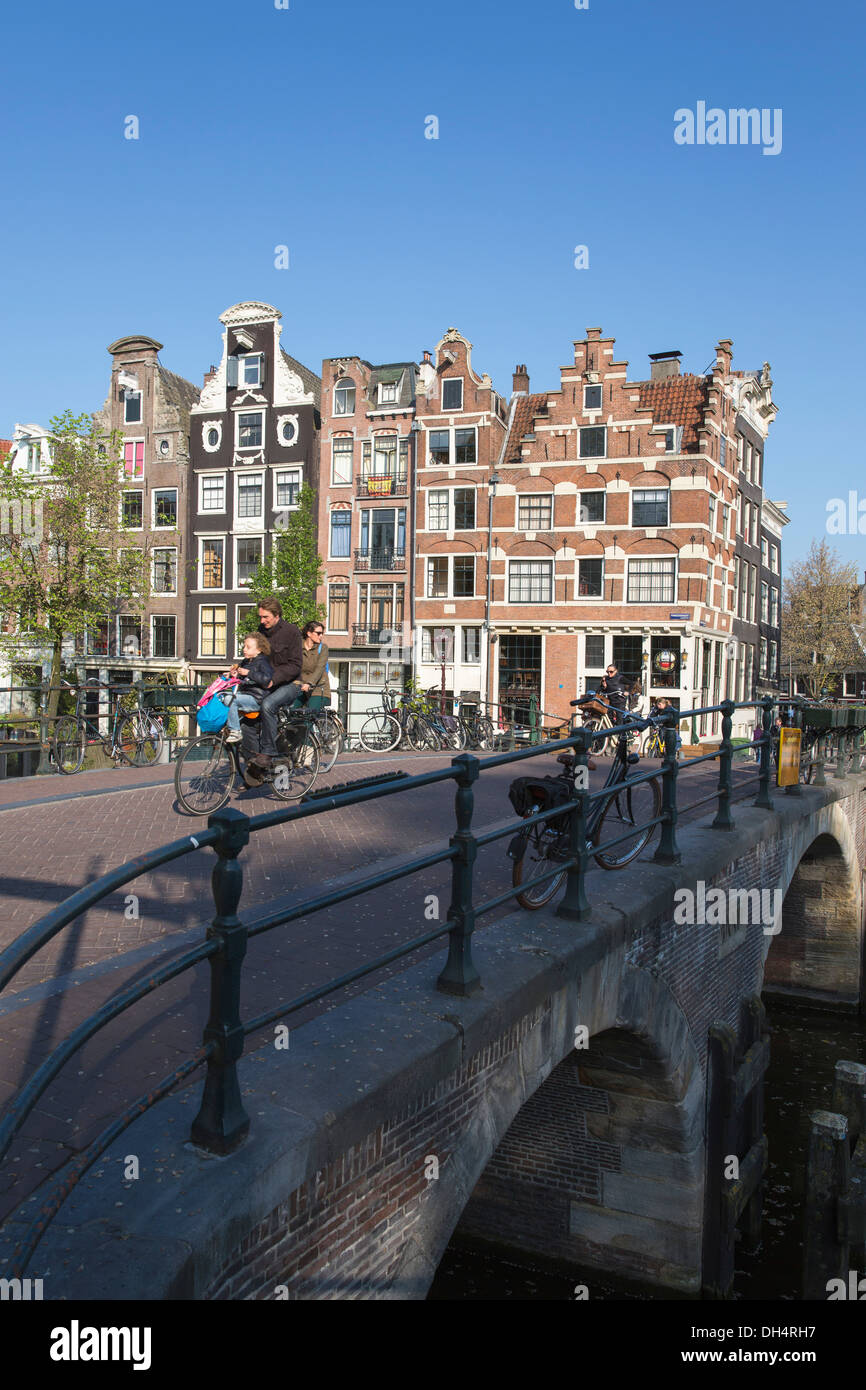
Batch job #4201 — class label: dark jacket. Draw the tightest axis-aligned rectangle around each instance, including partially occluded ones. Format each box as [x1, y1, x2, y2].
[258, 619, 302, 688]
[599, 671, 628, 709]
[239, 654, 274, 702]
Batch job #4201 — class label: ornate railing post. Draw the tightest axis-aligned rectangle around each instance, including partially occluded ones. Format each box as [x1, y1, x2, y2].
[654, 713, 681, 864]
[753, 695, 775, 810]
[557, 727, 591, 920]
[438, 753, 482, 996]
[711, 699, 736, 830]
[191, 807, 251, 1154]
[812, 730, 828, 788]
[785, 698, 803, 798]
[832, 728, 850, 781]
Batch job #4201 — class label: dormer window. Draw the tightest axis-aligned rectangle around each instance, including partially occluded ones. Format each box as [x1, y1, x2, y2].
[124, 391, 142, 424]
[379, 382, 398, 404]
[334, 378, 355, 415]
[442, 378, 463, 411]
[583, 384, 602, 411]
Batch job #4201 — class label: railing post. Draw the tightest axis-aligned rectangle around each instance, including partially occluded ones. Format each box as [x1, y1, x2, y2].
[653, 713, 681, 864]
[557, 728, 591, 920]
[711, 699, 736, 830]
[529, 693, 538, 745]
[190, 807, 251, 1154]
[438, 752, 482, 996]
[753, 695, 775, 810]
[812, 729, 828, 788]
[785, 699, 803, 798]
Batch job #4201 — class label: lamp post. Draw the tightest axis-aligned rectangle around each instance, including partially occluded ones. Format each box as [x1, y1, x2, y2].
[484, 470, 501, 716]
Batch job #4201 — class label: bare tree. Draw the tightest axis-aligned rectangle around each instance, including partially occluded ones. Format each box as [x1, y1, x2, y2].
[781, 539, 861, 698]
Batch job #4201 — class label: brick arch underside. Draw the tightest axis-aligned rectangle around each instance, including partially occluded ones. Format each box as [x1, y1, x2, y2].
[763, 815, 863, 1006]
[392, 966, 704, 1297]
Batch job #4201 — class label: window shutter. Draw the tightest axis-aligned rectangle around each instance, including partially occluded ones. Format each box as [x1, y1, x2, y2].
[226, 355, 239, 388]
[258, 353, 266, 385]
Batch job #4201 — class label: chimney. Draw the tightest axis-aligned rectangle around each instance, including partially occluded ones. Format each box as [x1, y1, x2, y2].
[203, 364, 217, 387]
[648, 350, 682, 381]
[715, 338, 733, 375]
[422, 350, 432, 364]
[513, 364, 530, 394]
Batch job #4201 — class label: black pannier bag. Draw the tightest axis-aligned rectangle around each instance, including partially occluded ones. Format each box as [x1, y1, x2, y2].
[508, 775, 573, 836]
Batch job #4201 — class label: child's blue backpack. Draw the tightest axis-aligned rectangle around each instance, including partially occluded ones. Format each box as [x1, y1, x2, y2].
[197, 694, 229, 733]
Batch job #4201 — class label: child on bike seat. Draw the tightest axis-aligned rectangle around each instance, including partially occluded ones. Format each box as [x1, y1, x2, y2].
[223, 634, 274, 743]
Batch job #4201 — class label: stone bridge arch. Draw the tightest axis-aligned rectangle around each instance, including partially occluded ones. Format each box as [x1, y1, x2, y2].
[763, 801, 864, 1007]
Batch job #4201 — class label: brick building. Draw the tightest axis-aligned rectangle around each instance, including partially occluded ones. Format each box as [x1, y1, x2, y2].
[317, 351, 419, 729]
[757, 497, 787, 698]
[412, 327, 509, 708]
[89, 336, 198, 679]
[185, 302, 320, 681]
[478, 328, 779, 741]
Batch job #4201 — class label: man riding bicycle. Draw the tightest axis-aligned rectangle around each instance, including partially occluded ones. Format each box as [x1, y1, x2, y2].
[248, 598, 303, 772]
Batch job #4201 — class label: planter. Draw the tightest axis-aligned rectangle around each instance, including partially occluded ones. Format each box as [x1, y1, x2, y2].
[844, 705, 866, 729]
[801, 706, 841, 728]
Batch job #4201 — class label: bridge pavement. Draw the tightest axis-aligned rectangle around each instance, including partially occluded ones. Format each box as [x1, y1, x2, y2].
[0, 749, 766, 1221]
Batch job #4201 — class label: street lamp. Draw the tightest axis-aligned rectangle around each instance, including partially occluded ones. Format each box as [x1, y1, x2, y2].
[484, 470, 501, 715]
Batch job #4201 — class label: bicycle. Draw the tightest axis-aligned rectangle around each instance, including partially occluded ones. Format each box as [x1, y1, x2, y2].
[456, 703, 495, 751]
[358, 687, 402, 752]
[300, 686, 344, 774]
[570, 695, 638, 756]
[174, 697, 320, 815]
[52, 681, 156, 773]
[508, 716, 663, 908]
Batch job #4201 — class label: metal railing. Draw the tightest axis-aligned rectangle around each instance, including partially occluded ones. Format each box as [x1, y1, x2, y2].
[0, 695, 860, 1274]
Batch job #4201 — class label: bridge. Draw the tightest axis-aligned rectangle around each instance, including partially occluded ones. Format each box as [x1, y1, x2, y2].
[0, 702, 864, 1300]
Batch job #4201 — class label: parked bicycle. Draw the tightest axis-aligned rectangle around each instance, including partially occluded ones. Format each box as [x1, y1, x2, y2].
[174, 696, 319, 815]
[52, 681, 163, 773]
[570, 695, 639, 756]
[456, 704, 495, 750]
[508, 715, 663, 908]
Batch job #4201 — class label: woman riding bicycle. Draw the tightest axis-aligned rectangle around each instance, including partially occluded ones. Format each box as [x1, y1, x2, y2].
[299, 621, 331, 706]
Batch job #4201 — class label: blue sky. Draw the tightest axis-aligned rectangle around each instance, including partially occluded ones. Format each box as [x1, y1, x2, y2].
[1, 0, 863, 571]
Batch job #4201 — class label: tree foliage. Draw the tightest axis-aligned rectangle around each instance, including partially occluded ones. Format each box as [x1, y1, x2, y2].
[239, 482, 324, 634]
[781, 539, 862, 698]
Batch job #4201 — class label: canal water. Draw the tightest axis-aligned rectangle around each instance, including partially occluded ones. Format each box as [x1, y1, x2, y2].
[428, 999, 866, 1301]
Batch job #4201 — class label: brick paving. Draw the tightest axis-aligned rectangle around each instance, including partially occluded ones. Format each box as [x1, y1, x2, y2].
[0, 747, 767, 1221]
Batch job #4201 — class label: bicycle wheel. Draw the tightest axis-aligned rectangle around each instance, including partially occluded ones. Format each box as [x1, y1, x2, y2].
[592, 774, 661, 869]
[314, 711, 342, 774]
[512, 824, 569, 909]
[414, 716, 440, 750]
[174, 737, 235, 814]
[584, 721, 609, 756]
[272, 725, 320, 800]
[115, 714, 143, 765]
[447, 722, 466, 751]
[134, 713, 164, 767]
[52, 716, 85, 774]
[359, 713, 400, 752]
[476, 716, 495, 750]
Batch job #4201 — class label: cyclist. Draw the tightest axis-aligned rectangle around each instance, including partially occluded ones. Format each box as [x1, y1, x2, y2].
[299, 621, 331, 704]
[223, 633, 274, 744]
[250, 598, 303, 771]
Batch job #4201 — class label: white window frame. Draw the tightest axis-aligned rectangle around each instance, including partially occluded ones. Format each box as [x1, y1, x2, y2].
[421, 627, 455, 664]
[327, 582, 350, 633]
[121, 489, 144, 531]
[234, 471, 265, 526]
[576, 556, 605, 600]
[462, 627, 482, 664]
[122, 437, 145, 482]
[507, 559, 554, 604]
[333, 379, 356, 416]
[235, 410, 265, 452]
[329, 509, 352, 560]
[427, 425, 478, 468]
[152, 487, 178, 530]
[152, 546, 178, 597]
[198, 471, 226, 514]
[235, 534, 264, 589]
[378, 380, 399, 405]
[427, 489, 449, 531]
[198, 534, 227, 591]
[275, 468, 302, 512]
[202, 421, 223, 453]
[578, 426, 607, 459]
[238, 353, 263, 388]
[625, 556, 677, 605]
[123, 391, 142, 425]
[442, 377, 464, 412]
[198, 604, 228, 660]
[150, 614, 177, 660]
[582, 383, 603, 412]
[578, 489, 605, 524]
[631, 488, 670, 528]
[424, 555, 476, 599]
[518, 494, 553, 531]
[331, 436, 354, 486]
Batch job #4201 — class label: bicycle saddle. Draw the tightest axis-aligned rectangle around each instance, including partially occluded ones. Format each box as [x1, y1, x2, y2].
[556, 753, 576, 767]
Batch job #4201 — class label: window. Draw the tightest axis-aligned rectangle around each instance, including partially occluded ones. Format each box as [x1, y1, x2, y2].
[759, 637, 768, 678]
[761, 581, 769, 623]
[429, 430, 450, 466]
[428, 489, 448, 530]
[123, 439, 144, 480]
[330, 510, 351, 558]
[708, 497, 716, 532]
[753, 452, 763, 487]
[152, 615, 176, 659]
[119, 547, 144, 599]
[627, 557, 676, 603]
[442, 378, 464, 411]
[663, 428, 676, 452]
[769, 640, 777, 680]
[583, 384, 602, 411]
[769, 587, 779, 626]
[152, 548, 177, 595]
[761, 536, 768, 566]
[427, 557, 448, 598]
[122, 491, 143, 529]
[200, 605, 227, 658]
[453, 556, 475, 597]
[579, 491, 605, 523]
[578, 558, 603, 597]
[719, 433, 727, 469]
[118, 615, 141, 656]
[509, 560, 552, 603]
[238, 353, 263, 387]
[579, 427, 606, 458]
[372, 434, 398, 475]
[422, 628, 454, 663]
[463, 628, 481, 663]
[585, 634, 605, 667]
[237, 412, 263, 449]
[124, 391, 142, 424]
[455, 428, 476, 464]
[200, 474, 225, 512]
[86, 620, 109, 656]
[331, 438, 353, 485]
[358, 583, 404, 636]
[203, 423, 222, 452]
[278, 416, 297, 446]
[379, 381, 398, 404]
[751, 505, 759, 547]
[454, 488, 475, 529]
[153, 489, 177, 528]
[276, 470, 301, 509]
[237, 537, 263, 586]
[519, 495, 553, 530]
[429, 427, 477, 466]
[632, 489, 669, 527]
[358, 507, 405, 560]
[237, 474, 263, 519]
[722, 503, 729, 537]
[201, 538, 224, 588]
[334, 379, 355, 415]
[328, 582, 349, 632]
